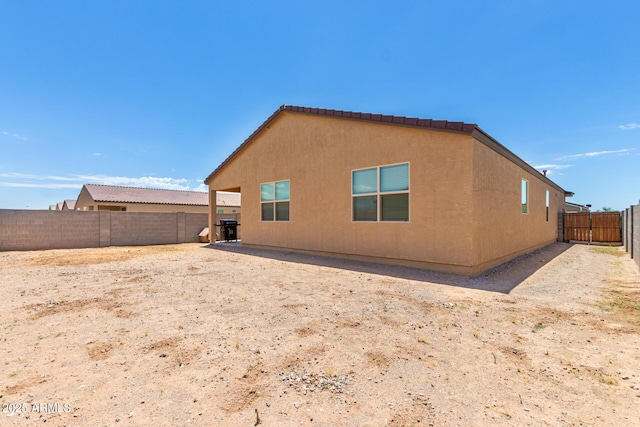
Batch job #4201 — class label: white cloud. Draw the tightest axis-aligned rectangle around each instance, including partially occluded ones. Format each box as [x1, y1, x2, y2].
[0, 173, 82, 181]
[533, 164, 573, 171]
[1, 130, 28, 141]
[192, 183, 208, 192]
[531, 164, 573, 177]
[0, 182, 82, 189]
[555, 149, 631, 161]
[0, 173, 206, 192]
[619, 123, 640, 130]
[73, 175, 192, 190]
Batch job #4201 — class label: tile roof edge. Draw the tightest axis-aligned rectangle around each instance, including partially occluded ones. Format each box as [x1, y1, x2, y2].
[84, 184, 209, 205]
[471, 127, 566, 194]
[281, 105, 477, 133]
[84, 183, 207, 194]
[204, 105, 478, 184]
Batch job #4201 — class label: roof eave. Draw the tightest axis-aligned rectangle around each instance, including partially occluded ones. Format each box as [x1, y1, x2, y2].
[93, 199, 207, 206]
[204, 106, 289, 185]
[471, 127, 566, 195]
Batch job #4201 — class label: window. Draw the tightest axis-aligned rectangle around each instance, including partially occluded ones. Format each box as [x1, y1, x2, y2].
[261, 180, 290, 221]
[545, 190, 550, 222]
[521, 179, 528, 214]
[352, 163, 409, 222]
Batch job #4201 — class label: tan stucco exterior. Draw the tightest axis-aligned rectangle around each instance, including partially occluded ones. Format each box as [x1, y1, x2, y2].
[214, 206, 240, 214]
[206, 108, 565, 276]
[470, 139, 563, 272]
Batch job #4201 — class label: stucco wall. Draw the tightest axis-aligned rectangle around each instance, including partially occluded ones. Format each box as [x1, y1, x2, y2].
[209, 112, 477, 272]
[471, 140, 563, 272]
[109, 203, 207, 213]
[75, 187, 94, 211]
[0, 210, 208, 251]
[207, 111, 566, 275]
[78, 201, 207, 213]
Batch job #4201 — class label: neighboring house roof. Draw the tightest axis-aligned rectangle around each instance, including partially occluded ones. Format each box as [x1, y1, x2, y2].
[216, 191, 241, 207]
[56, 202, 64, 210]
[63, 199, 76, 210]
[204, 105, 566, 195]
[82, 184, 208, 206]
[566, 202, 591, 212]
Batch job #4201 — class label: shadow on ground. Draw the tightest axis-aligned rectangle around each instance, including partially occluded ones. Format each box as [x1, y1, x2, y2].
[203, 242, 573, 294]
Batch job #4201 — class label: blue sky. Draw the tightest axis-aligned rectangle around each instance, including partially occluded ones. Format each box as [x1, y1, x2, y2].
[1, 0, 638, 210]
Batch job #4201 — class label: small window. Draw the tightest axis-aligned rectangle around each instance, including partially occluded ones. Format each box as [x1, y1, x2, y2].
[352, 163, 409, 222]
[545, 190, 550, 222]
[217, 209, 224, 214]
[521, 179, 528, 214]
[261, 180, 290, 221]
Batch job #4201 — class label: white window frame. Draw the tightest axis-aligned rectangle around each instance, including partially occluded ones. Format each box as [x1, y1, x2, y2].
[351, 162, 410, 223]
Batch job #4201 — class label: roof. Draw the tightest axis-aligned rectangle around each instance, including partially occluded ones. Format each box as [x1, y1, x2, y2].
[204, 105, 566, 195]
[63, 199, 76, 210]
[83, 184, 208, 206]
[216, 191, 241, 207]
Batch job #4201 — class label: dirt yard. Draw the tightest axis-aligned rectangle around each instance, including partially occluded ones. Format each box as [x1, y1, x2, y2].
[1, 242, 639, 426]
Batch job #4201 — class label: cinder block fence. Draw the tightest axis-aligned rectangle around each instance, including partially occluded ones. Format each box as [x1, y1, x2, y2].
[622, 201, 640, 272]
[0, 210, 208, 251]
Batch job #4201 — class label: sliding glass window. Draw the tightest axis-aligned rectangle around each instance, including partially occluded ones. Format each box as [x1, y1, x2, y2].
[352, 163, 409, 222]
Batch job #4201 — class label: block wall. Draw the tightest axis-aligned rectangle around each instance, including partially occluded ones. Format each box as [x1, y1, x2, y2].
[634, 205, 640, 271]
[0, 210, 208, 251]
[622, 203, 640, 272]
[186, 213, 210, 242]
[110, 212, 179, 246]
[0, 210, 100, 250]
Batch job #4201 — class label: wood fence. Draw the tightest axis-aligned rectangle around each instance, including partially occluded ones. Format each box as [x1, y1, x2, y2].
[564, 212, 621, 243]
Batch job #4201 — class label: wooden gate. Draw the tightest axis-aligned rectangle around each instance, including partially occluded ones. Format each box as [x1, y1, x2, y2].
[564, 212, 621, 243]
[564, 212, 591, 242]
[592, 212, 622, 242]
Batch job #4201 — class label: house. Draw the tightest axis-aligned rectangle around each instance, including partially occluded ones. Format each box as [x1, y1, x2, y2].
[215, 191, 241, 214]
[565, 202, 590, 213]
[74, 184, 209, 213]
[62, 199, 76, 210]
[204, 105, 568, 276]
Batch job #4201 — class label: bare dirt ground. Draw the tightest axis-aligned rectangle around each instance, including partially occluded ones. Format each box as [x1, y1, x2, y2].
[1, 242, 639, 426]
